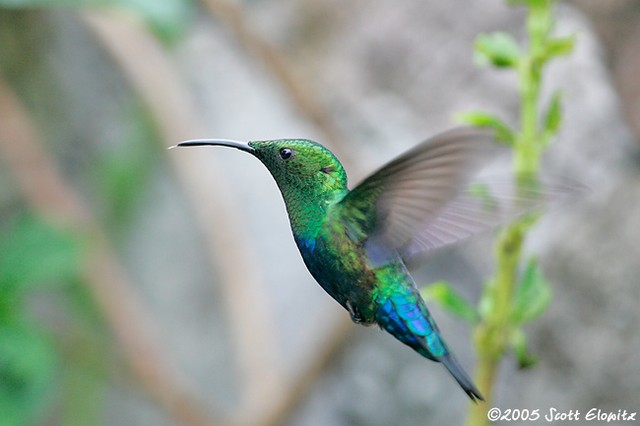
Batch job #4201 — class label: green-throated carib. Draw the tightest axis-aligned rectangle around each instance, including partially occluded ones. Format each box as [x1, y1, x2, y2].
[173, 127, 517, 401]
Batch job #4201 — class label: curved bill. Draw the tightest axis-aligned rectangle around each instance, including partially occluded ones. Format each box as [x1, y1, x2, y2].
[169, 138, 254, 153]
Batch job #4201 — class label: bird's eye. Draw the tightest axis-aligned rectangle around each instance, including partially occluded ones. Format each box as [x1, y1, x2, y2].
[279, 147, 294, 160]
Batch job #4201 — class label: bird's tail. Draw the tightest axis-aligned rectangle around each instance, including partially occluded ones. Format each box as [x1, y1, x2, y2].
[439, 352, 484, 402]
[375, 282, 484, 402]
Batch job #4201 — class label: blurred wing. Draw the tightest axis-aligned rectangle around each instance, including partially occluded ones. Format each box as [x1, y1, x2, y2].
[399, 178, 549, 263]
[401, 175, 584, 264]
[339, 127, 500, 264]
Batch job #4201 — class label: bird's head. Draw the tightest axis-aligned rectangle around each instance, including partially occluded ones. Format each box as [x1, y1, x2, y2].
[173, 138, 348, 199]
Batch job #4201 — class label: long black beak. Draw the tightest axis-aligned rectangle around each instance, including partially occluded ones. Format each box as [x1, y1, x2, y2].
[169, 139, 255, 153]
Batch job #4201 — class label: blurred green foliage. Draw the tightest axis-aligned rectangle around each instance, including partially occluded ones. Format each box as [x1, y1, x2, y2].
[0, 0, 194, 42]
[0, 216, 80, 294]
[0, 131, 158, 426]
[0, 4, 163, 420]
[0, 215, 81, 425]
[0, 325, 56, 426]
[421, 281, 479, 324]
[94, 104, 160, 237]
[474, 32, 521, 68]
[511, 257, 552, 326]
[0, 115, 159, 424]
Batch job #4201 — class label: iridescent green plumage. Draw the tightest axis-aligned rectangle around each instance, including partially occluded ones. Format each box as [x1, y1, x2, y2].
[175, 128, 509, 401]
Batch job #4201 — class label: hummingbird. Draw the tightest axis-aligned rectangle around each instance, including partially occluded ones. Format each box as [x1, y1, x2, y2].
[173, 127, 514, 402]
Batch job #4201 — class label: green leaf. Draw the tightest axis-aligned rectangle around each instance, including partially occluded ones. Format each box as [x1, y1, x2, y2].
[0, 215, 82, 294]
[477, 280, 496, 321]
[542, 91, 562, 142]
[474, 32, 521, 68]
[0, 325, 57, 426]
[507, 0, 547, 8]
[511, 257, 552, 324]
[421, 281, 479, 323]
[456, 111, 515, 145]
[543, 35, 576, 60]
[511, 328, 537, 368]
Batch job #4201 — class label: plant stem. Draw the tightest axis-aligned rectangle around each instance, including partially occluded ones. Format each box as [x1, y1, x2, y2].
[467, 223, 526, 426]
[466, 2, 556, 425]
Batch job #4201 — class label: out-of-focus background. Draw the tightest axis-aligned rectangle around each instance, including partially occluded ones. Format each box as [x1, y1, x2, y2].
[0, 1, 639, 425]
